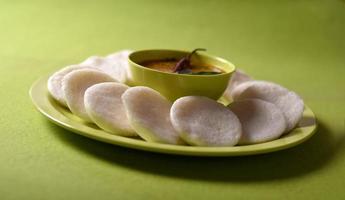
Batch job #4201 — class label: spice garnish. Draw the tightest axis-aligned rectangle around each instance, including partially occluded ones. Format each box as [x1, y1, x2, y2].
[173, 48, 206, 73]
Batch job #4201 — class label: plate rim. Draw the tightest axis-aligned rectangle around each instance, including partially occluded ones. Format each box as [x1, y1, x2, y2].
[29, 75, 318, 156]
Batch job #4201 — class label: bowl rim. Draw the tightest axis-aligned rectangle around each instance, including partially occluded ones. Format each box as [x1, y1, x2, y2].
[128, 49, 236, 77]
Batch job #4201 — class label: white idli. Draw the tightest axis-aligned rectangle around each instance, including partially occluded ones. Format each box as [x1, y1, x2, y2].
[81, 56, 104, 67]
[62, 69, 116, 122]
[223, 69, 252, 100]
[105, 50, 132, 82]
[171, 96, 242, 146]
[84, 82, 136, 136]
[122, 86, 184, 145]
[47, 65, 96, 106]
[228, 99, 286, 145]
[232, 80, 304, 132]
[81, 50, 132, 83]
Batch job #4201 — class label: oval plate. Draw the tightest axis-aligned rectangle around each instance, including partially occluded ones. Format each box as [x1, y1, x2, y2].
[29, 75, 317, 156]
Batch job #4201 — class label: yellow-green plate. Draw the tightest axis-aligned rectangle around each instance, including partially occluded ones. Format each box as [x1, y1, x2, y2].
[29, 75, 317, 156]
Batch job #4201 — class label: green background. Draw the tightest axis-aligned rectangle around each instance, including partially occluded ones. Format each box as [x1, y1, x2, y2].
[1, 0, 344, 199]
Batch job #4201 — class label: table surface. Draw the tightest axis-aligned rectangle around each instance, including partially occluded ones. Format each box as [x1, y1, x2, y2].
[1, 0, 344, 199]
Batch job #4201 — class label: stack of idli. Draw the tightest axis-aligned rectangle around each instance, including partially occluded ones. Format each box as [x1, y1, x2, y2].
[47, 51, 304, 147]
[225, 70, 304, 144]
[48, 50, 136, 136]
[48, 50, 132, 107]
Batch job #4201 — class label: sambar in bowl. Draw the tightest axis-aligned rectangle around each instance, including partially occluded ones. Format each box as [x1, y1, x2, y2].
[127, 49, 235, 101]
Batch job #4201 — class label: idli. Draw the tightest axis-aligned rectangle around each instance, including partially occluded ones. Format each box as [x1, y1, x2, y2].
[81, 50, 132, 83]
[84, 82, 136, 136]
[228, 99, 286, 145]
[232, 80, 304, 132]
[171, 96, 242, 146]
[81, 56, 104, 68]
[105, 50, 132, 82]
[62, 69, 116, 122]
[47, 65, 96, 106]
[122, 86, 184, 145]
[223, 69, 252, 100]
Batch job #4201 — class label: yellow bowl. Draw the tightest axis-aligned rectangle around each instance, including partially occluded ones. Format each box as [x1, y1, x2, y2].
[127, 49, 236, 101]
